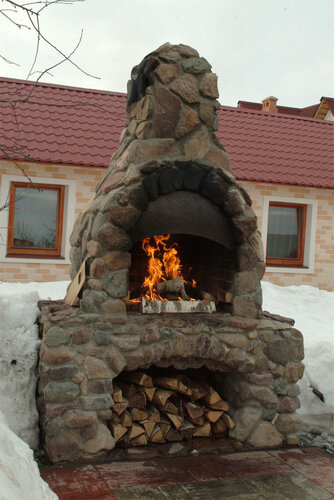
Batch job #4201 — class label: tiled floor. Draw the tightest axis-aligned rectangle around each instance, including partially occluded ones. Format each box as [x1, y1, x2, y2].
[40, 447, 334, 499]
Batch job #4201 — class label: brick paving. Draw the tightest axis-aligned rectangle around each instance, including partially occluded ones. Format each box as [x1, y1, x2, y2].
[40, 447, 334, 499]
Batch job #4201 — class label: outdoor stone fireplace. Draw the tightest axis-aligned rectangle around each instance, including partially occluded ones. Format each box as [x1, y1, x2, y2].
[37, 43, 304, 463]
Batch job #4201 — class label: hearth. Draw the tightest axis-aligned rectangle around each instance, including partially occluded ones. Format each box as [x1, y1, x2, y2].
[37, 43, 304, 463]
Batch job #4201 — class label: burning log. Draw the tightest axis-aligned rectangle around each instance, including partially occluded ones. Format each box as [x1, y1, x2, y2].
[156, 277, 190, 300]
[108, 370, 234, 448]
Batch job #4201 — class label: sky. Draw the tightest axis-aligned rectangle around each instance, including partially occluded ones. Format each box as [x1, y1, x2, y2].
[0, 0, 333, 107]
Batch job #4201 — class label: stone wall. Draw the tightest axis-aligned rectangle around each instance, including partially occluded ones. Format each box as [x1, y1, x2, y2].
[37, 302, 304, 463]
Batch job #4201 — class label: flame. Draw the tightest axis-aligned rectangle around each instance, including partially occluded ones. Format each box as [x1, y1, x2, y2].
[142, 234, 187, 300]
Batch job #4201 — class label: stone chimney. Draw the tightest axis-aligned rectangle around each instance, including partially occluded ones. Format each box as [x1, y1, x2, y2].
[261, 96, 278, 113]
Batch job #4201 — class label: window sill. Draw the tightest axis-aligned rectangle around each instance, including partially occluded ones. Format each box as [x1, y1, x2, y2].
[265, 265, 313, 275]
[1, 255, 70, 265]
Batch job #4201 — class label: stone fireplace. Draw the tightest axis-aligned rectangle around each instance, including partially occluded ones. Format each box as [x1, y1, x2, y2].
[37, 43, 304, 463]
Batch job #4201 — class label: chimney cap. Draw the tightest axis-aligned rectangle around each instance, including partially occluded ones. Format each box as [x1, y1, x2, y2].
[261, 96, 278, 103]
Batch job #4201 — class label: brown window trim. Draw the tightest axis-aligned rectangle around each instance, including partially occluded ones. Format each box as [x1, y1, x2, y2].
[6, 182, 65, 258]
[266, 201, 307, 267]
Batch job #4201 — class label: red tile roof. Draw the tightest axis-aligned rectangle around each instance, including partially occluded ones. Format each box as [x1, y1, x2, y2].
[217, 106, 334, 188]
[0, 77, 127, 168]
[1, 77, 333, 188]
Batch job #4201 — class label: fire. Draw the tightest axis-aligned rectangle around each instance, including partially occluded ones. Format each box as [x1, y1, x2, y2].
[142, 234, 188, 300]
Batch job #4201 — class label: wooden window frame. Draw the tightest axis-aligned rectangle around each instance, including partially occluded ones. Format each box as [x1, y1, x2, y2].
[266, 202, 307, 267]
[7, 182, 65, 259]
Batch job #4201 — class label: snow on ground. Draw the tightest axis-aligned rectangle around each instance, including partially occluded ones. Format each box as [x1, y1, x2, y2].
[0, 411, 57, 500]
[0, 281, 69, 450]
[262, 281, 334, 439]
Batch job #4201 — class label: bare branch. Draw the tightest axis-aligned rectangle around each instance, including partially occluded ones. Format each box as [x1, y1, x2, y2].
[0, 54, 20, 66]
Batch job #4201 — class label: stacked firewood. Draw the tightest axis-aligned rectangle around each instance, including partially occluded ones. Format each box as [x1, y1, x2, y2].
[107, 371, 235, 447]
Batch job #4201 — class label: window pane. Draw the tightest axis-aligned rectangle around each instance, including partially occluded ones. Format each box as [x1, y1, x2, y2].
[267, 206, 300, 259]
[13, 187, 58, 249]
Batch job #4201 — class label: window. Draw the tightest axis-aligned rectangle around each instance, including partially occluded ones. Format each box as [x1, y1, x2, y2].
[7, 182, 65, 258]
[261, 196, 318, 274]
[266, 202, 307, 267]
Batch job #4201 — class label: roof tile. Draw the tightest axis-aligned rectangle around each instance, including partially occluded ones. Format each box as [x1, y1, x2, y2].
[0, 77, 333, 188]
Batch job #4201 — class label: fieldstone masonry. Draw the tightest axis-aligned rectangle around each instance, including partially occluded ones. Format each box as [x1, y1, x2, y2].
[37, 43, 305, 463]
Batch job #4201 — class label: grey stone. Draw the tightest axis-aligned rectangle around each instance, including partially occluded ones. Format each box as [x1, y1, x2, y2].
[84, 357, 110, 380]
[287, 384, 300, 397]
[217, 333, 247, 348]
[199, 72, 219, 98]
[109, 205, 140, 230]
[105, 349, 126, 375]
[182, 57, 211, 74]
[274, 378, 288, 395]
[80, 394, 113, 410]
[241, 385, 278, 408]
[88, 379, 113, 394]
[110, 334, 140, 351]
[277, 396, 301, 413]
[45, 429, 82, 463]
[44, 381, 80, 403]
[223, 188, 246, 215]
[158, 167, 183, 194]
[101, 269, 129, 298]
[276, 413, 302, 434]
[97, 223, 132, 251]
[91, 212, 107, 241]
[265, 338, 304, 366]
[44, 326, 70, 347]
[94, 330, 111, 345]
[232, 294, 259, 319]
[84, 423, 115, 453]
[232, 207, 258, 244]
[142, 173, 160, 200]
[65, 410, 98, 429]
[248, 421, 283, 448]
[229, 407, 262, 442]
[104, 251, 131, 270]
[234, 271, 260, 295]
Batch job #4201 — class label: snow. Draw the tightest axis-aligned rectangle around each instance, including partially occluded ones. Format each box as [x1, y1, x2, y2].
[0, 411, 57, 500]
[0, 278, 333, 498]
[0, 281, 69, 450]
[262, 281, 334, 438]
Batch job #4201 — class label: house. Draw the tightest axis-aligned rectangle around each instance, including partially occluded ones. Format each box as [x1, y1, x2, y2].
[0, 77, 333, 290]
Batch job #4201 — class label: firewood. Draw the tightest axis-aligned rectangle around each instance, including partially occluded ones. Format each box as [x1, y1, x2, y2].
[212, 418, 227, 437]
[120, 411, 132, 427]
[141, 420, 156, 438]
[207, 400, 229, 412]
[138, 386, 156, 402]
[156, 277, 190, 300]
[149, 409, 161, 423]
[130, 408, 148, 422]
[108, 413, 120, 425]
[166, 428, 183, 442]
[153, 389, 172, 406]
[154, 377, 192, 397]
[151, 424, 165, 443]
[199, 384, 221, 405]
[184, 402, 204, 421]
[193, 422, 211, 437]
[131, 434, 147, 446]
[160, 419, 172, 438]
[206, 410, 224, 423]
[112, 424, 128, 442]
[222, 414, 235, 430]
[112, 401, 128, 416]
[167, 412, 184, 430]
[121, 372, 153, 387]
[179, 419, 195, 440]
[127, 391, 146, 409]
[190, 415, 206, 426]
[128, 424, 145, 440]
[112, 383, 123, 403]
[118, 382, 137, 399]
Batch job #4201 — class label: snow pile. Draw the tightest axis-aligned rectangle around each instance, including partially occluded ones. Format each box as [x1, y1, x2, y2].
[0, 281, 68, 449]
[262, 281, 334, 437]
[0, 411, 57, 500]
